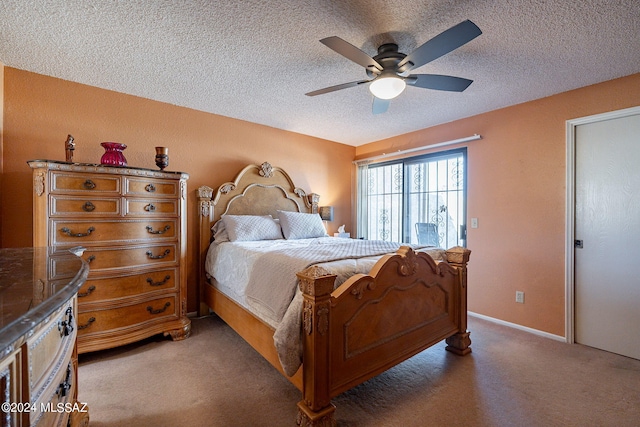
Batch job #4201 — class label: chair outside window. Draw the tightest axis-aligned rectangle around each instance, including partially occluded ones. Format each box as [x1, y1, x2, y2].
[415, 223, 439, 246]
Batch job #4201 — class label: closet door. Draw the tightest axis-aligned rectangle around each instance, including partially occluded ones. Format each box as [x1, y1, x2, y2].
[574, 111, 640, 360]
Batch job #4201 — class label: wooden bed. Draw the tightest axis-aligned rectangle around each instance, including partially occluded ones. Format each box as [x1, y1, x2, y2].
[197, 161, 471, 426]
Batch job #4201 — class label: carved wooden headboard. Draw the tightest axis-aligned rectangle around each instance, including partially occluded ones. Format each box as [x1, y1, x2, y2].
[197, 161, 319, 292]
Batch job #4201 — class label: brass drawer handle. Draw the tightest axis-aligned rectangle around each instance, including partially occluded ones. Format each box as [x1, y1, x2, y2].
[78, 285, 96, 297]
[147, 275, 171, 287]
[78, 317, 96, 330]
[146, 249, 170, 259]
[147, 302, 171, 315]
[145, 183, 156, 193]
[58, 306, 74, 337]
[82, 201, 96, 212]
[60, 226, 95, 237]
[144, 203, 156, 212]
[146, 225, 170, 234]
[83, 179, 96, 190]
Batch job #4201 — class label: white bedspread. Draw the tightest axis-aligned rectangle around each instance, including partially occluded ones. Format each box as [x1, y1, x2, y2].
[205, 237, 445, 375]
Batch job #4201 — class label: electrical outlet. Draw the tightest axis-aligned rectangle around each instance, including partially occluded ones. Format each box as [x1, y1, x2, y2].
[515, 291, 525, 304]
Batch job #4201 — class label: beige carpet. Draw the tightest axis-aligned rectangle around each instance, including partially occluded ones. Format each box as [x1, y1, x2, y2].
[78, 315, 640, 427]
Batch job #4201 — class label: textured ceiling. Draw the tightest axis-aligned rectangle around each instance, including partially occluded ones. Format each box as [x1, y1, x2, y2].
[1, 0, 639, 146]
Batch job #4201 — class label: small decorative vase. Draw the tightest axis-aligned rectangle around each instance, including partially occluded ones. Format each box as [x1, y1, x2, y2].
[100, 142, 128, 166]
[155, 146, 169, 170]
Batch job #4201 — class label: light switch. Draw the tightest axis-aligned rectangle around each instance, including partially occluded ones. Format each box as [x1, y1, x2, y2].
[471, 218, 478, 229]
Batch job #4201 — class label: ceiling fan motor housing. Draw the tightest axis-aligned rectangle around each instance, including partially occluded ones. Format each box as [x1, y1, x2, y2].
[366, 43, 410, 78]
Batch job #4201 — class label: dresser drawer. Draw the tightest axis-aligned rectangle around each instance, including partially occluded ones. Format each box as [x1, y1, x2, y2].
[27, 300, 76, 404]
[80, 244, 178, 271]
[77, 296, 177, 335]
[51, 219, 177, 245]
[125, 198, 178, 216]
[31, 361, 76, 427]
[50, 195, 121, 216]
[77, 268, 178, 303]
[124, 177, 178, 197]
[50, 171, 120, 194]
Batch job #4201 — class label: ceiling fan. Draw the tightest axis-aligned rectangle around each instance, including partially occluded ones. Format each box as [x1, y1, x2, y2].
[305, 20, 482, 114]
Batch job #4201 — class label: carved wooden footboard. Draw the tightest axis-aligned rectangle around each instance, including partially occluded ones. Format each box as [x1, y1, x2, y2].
[296, 246, 471, 426]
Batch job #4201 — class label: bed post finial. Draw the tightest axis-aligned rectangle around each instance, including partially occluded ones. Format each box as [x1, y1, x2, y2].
[296, 266, 337, 427]
[197, 186, 214, 217]
[308, 193, 320, 214]
[444, 246, 472, 355]
[445, 246, 471, 267]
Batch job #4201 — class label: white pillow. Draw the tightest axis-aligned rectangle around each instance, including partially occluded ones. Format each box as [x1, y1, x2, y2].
[212, 219, 230, 243]
[222, 215, 283, 242]
[277, 210, 327, 240]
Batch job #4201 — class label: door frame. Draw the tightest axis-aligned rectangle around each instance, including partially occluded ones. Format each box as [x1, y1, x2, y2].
[564, 105, 640, 344]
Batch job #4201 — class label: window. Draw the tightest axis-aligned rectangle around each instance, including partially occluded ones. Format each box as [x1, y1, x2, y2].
[357, 148, 467, 247]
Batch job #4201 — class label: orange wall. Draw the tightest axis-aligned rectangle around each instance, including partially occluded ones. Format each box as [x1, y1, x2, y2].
[1, 67, 355, 311]
[4, 66, 639, 335]
[357, 73, 640, 336]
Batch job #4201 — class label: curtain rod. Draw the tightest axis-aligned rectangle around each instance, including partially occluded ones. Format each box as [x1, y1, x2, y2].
[353, 134, 482, 165]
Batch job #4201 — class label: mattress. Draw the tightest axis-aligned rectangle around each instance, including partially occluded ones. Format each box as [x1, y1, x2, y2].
[205, 236, 445, 375]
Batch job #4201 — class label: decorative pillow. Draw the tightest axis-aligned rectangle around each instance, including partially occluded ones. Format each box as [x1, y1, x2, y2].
[221, 215, 283, 242]
[277, 210, 327, 240]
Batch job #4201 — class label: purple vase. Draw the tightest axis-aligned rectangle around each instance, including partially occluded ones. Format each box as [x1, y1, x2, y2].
[100, 142, 128, 166]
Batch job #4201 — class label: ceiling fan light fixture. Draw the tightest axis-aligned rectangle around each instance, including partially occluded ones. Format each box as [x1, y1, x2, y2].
[369, 76, 406, 100]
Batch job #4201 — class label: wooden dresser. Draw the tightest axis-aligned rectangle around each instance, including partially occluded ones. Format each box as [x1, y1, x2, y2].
[28, 160, 191, 354]
[0, 247, 90, 427]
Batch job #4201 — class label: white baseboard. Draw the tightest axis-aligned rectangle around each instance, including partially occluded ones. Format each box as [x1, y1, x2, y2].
[188, 309, 566, 341]
[469, 311, 566, 342]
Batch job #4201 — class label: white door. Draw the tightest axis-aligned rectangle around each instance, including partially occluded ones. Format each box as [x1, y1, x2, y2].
[574, 111, 640, 360]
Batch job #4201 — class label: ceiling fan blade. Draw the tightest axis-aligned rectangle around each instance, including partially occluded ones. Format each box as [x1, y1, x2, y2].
[407, 74, 473, 92]
[305, 80, 371, 97]
[320, 36, 383, 72]
[398, 20, 482, 71]
[372, 97, 390, 114]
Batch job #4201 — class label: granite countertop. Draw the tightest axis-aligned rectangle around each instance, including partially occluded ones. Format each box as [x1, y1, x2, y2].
[0, 247, 89, 355]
